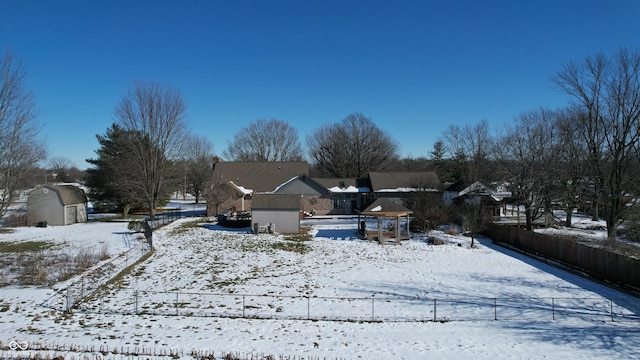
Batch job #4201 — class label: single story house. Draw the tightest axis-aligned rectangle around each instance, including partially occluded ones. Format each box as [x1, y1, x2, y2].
[206, 161, 444, 220]
[27, 185, 88, 226]
[206, 161, 308, 216]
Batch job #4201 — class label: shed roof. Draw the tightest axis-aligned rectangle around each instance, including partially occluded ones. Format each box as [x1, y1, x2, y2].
[252, 193, 301, 210]
[212, 161, 308, 193]
[45, 185, 87, 205]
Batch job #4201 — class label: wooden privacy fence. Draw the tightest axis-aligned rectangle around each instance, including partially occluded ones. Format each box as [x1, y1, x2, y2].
[485, 224, 640, 291]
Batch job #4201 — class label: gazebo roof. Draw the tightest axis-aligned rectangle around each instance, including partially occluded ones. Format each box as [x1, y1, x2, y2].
[362, 198, 413, 217]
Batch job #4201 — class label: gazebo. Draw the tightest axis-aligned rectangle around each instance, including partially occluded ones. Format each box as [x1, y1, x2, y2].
[358, 198, 413, 245]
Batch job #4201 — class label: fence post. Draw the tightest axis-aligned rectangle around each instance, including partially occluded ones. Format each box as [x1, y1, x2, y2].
[433, 299, 437, 322]
[134, 290, 138, 314]
[66, 288, 71, 312]
[371, 295, 375, 321]
[242, 296, 245, 318]
[610, 300, 614, 322]
[175, 292, 179, 316]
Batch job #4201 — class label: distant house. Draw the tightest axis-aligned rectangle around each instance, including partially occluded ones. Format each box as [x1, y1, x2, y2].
[251, 193, 301, 234]
[27, 185, 88, 226]
[442, 180, 467, 206]
[206, 161, 445, 219]
[453, 181, 503, 219]
[272, 175, 335, 215]
[364, 171, 442, 209]
[206, 161, 308, 216]
[274, 176, 371, 215]
[312, 178, 371, 214]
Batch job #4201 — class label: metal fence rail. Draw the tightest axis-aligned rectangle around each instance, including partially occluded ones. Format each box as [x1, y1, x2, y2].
[73, 288, 640, 323]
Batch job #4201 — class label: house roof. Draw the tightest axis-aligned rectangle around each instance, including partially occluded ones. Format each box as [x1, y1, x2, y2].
[362, 198, 413, 217]
[458, 181, 496, 197]
[367, 171, 441, 192]
[212, 161, 308, 193]
[252, 193, 301, 210]
[311, 178, 370, 193]
[46, 185, 87, 205]
[444, 180, 467, 192]
[457, 181, 502, 203]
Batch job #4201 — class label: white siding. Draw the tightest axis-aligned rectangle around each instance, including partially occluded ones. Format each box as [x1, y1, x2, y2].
[252, 210, 300, 234]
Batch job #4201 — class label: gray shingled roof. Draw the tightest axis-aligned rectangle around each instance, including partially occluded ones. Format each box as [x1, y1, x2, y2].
[47, 185, 87, 205]
[367, 171, 441, 192]
[252, 193, 301, 210]
[311, 178, 358, 189]
[212, 161, 308, 192]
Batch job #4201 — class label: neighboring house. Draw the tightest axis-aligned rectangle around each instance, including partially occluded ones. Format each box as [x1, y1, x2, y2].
[206, 161, 445, 219]
[274, 176, 371, 215]
[272, 175, 334, 215]
[251, 193, 301, 234]
[313, 178, 371, 215]
[442, 180, 467, 206]
[453, 181, 503, 219]
[365, 171, 442, 209]
[27, 185, 88, 226]
[206, 161, 308, 216]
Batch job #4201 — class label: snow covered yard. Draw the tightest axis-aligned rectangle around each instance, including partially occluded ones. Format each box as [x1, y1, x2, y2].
[0, 217, 639, 359]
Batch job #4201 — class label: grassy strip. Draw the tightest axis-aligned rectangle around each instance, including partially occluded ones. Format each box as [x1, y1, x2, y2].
[0, 241, 55, 253]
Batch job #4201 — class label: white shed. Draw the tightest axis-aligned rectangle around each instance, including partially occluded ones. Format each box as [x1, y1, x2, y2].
[251, 193, 301, 234]
[27, 185, 88, 226]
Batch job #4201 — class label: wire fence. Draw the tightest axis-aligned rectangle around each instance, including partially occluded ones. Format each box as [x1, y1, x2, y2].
[41, 232, 152, 312]
[70, 288, 640, 323]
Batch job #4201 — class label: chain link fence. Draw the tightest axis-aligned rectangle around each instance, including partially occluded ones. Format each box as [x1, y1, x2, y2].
[41, 226, 152, 312]
[71, 288, 640, 323]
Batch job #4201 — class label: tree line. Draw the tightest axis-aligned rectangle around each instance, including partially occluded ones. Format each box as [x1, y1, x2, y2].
[2, 48, 640, 243]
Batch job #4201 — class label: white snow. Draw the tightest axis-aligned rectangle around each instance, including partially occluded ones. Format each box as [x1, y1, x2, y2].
[327, 185, 367, 193]
[0, 211, 638, 359]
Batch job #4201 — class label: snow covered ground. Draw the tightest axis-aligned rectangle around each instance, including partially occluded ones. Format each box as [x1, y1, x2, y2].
[0, 208, 639, 359]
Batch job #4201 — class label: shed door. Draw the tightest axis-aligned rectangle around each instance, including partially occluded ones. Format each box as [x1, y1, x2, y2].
[66, 206, 78, 225]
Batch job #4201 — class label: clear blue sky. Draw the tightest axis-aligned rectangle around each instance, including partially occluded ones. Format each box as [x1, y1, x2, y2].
[2, 0, 639, 169]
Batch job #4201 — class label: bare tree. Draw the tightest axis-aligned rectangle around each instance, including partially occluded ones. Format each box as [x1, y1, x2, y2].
[495, 109, 560, 231]
[307, 112, 399, 177]
[443, 119, 493, 184]
[183, 134, 215, 203]
[553, 48, 640, 241]
[554, 107, 590, 227]
[0, 51, 47, 217]
[114, 81, 188, 219]
[47, 156, 72, 183]
[223, 118, 303, 161]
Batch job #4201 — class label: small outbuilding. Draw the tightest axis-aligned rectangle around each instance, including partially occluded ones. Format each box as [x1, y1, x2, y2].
[251, 193, 301, 234]
[27, 185, 88, 226]
[359, 198, 413, 245]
